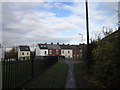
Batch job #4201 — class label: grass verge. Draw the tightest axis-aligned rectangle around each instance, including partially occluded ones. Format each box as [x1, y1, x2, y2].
[21, 62, 68, 88]
[74, 61, 102, 88]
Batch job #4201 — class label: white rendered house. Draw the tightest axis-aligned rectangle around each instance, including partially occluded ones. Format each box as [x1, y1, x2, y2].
[35, 44, 48, 56]
[18, 45, 31, 60]
[60, 45, 73, 58]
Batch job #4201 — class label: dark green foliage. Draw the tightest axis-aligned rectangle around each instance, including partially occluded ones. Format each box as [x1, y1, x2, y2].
[82, 30, 120, 88]
[74, 61, 103, 88]
[5, 47, 17, 59]
[82, 40, 97, 69]
[91, 32, 120, 88]
[92, 41, 115, 87]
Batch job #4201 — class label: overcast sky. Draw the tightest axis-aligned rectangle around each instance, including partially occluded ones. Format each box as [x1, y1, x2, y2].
[2, 1, 118, 47]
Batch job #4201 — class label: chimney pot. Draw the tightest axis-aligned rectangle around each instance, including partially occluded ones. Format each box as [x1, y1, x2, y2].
[51, 42, 53, 45]
[57, 42, 59, 45]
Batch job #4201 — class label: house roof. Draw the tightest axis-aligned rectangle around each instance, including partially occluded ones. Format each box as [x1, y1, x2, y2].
[59, 45, 72, 49]
[47, 44, 61, 49]
[103, 29, 120, 41]
[19, 46, 30, 51]
[38, 44, 48, 49]
[71, 45, 80, 50]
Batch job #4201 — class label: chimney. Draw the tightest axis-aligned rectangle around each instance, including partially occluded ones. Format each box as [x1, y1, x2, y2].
[45, 42, 47, 44]
[51, 42, 53, 45]
[57, 42, 59, 45]
[68, 43, 70, 45]
[62, 43, 64, 45]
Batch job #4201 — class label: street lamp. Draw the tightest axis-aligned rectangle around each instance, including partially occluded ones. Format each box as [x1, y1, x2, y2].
[78, 34, 83, 44]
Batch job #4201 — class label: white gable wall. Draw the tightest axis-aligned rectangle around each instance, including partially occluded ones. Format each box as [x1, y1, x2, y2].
[18, 48, 21, 59]
[18, 48, 30, 60]
[36, 45, 48, 56]
[61, 49, 72, 58]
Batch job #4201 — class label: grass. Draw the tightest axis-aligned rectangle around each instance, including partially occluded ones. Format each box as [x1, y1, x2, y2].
[2, 59, 57, 88]
[2, 60, 32, 88]
[74, 61, 102, 88]
[21, 62, 68, 88]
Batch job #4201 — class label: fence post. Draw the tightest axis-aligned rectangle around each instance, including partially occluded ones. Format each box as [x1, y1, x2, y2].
[0, 2, 2, 89]
[31, 56, 34, 77]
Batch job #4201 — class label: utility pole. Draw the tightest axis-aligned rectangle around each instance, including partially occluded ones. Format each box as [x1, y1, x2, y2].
[0, 44, 2, 90]
[85, 0, 90, 68]
[86, 0, 89, 45]
[118, 1, 120, 29]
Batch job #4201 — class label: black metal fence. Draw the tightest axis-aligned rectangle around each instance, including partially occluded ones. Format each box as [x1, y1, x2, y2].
[2, 56, 58, 89]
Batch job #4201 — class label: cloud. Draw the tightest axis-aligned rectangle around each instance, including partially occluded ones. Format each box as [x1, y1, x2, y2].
[2, 2, 118, 47]
[61, 2, 85, 16]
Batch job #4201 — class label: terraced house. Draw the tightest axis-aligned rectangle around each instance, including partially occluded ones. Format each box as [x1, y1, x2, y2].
[59, 44, 73, 59]
[71, 45, 81, 59]
[35, 44, 48, 56]
[35, 43, 84, 59]
[47, 43, 61, 56]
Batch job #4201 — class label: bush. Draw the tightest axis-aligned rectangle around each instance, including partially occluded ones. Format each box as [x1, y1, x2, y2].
[82, 40, 97, 69]
[91, 34, 120, 88]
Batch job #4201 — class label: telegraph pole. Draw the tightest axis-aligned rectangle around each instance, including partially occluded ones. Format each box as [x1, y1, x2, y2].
[118, 1, 120, 29]
[86, 0, 89, 45]
[85, 0, 90, 68]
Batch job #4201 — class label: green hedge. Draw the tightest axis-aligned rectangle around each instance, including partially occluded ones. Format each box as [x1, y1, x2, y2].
[82, 31, 120, 88]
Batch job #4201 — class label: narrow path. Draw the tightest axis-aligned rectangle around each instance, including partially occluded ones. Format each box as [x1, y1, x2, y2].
[64, 60, 80, 88]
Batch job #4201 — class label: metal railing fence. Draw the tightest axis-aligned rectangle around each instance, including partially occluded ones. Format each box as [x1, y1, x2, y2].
[2, 56, 58, 89]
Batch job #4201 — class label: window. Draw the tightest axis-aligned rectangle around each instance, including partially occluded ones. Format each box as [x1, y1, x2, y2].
[22, 52, 24, 55]
[80, 50, 82, 52]
[44, 45, 46, 47]
[68, 56, 70, 58]
[62, 51, 64, 54]
[26, 47, 29, 50]
[45, 51, 47, 54]
[68, 51, 70, 53]
[50, 50, 52, 54]
[56, 50, 58, 54]
[23, 57, 25, 60]
[41, 45, 43, 47]
[27, 52, 29, 55]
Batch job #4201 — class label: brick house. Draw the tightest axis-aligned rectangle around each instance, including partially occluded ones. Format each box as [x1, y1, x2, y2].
[71, 45, 80, 59]
[79, 43, 86, 58]
[47, 43, 61, 56]
[35, 43, 85, 59]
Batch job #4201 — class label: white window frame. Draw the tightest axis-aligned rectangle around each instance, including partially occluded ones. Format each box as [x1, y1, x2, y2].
[50, 50, 52, 54]
[56, 50, 58, 54]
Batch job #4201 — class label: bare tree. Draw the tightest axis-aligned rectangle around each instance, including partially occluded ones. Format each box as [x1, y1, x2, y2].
[102, 26, 113, 37]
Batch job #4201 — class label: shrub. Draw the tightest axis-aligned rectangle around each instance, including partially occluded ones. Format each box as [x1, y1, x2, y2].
[92, 33, 120, 88]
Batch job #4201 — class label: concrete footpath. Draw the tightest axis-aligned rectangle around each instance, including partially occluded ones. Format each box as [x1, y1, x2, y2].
[64, 60, 80, 88]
